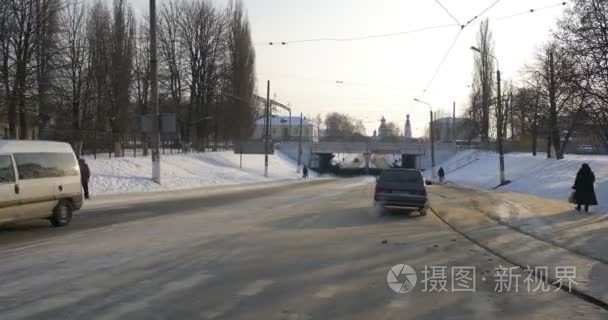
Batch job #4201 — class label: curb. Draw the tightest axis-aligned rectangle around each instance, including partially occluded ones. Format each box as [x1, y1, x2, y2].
[430, 206, 608, 311]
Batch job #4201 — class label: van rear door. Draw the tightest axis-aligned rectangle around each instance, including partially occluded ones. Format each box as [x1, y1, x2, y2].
[0, 154, 19, 224]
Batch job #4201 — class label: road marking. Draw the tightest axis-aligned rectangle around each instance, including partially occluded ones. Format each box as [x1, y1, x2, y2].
[238, 279, 274, 296]
[0, 289, 99, 319]
[387, 299, 410, 309]
[314, 285, 340, 298]
[97, 273, 212, 320]
[203, 280, 274, 319]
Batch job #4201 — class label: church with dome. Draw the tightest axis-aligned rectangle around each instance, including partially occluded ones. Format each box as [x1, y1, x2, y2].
[372, 115, 413, 142]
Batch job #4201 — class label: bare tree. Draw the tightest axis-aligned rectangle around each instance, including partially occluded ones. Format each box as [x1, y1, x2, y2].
[528, 43, 579, 159]
[57, 0, 89, 153]
[6, 0, 39, 138]
[133, 16, 150, 155]
[158, 0, 185, 142]
[87, 1, 111, 132]
[324, 112, 366, 140]
[108, 0, 135, 144]
[35, 0, 63, 132]
[510, 84, 544, 155]
[226, 0, 256, 144]
[0, 1, 11, 128]
[0, 0, 258, 152]
[557, 0, 608, 148]
[384, 121, 402, 142]
[472, 19, 495, 141]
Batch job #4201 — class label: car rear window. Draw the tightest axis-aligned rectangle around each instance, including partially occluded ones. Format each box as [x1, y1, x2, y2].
[380, 170, 422, 183]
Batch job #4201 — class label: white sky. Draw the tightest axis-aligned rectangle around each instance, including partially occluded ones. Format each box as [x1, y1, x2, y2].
[128, 0, 568, 136]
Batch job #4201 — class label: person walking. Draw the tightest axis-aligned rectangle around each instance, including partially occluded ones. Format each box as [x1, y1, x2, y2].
[79, 158, 91, 200]
[438, 167, 445, 183]
[302, 165, 309, 179]
[573, 163, 597, 213]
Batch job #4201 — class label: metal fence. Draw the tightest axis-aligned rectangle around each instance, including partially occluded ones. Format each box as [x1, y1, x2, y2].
[35, 128, 232, 159]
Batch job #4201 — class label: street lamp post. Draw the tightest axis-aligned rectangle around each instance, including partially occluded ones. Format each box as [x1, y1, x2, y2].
[413, 98, 435, 177]
[471, 46, 506, 186]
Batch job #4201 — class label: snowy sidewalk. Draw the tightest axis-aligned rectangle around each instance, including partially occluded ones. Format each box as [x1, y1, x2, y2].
[479, 190, 608, 264]
[430, 185, 608, 306]
[85, 151, 315, 196]
[430, 151, 608, 215]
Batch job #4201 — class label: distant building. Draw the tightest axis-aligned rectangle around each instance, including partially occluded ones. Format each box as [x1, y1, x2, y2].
[252, 115, 319, 142]
[404, 114, 412, 141]
[378, 117, 389, 141]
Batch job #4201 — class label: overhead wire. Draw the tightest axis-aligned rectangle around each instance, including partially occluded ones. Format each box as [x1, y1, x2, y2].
[257, 72, 422, 93]
[422, 29, 463, 94]
[423, 0, 504, 93]
[256, 0, 568, 99]
[464, 0, 503, 27]
[255, 23, 459, 46]
[494, 2, 568, 21]
[433, 0, 462, 26]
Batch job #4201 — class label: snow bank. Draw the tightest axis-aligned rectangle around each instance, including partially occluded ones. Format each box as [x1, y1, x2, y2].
[433, 151, 608, 212]
[85, 151, 311, 195]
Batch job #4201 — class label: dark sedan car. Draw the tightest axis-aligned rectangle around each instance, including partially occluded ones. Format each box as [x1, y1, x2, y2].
[374, 169, 430, 215]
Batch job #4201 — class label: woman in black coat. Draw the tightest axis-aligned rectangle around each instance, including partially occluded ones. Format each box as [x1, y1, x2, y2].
[573, 163, 598, 212]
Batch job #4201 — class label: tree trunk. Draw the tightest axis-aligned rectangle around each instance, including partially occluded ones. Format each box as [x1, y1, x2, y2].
[547, 134, 552, 158]
[18, 93, 28, 140]
[531, 120, 538, 156]
[72, 99, 82, 156]
[548, 50, 562, 159]
[8, 95, 18, 139]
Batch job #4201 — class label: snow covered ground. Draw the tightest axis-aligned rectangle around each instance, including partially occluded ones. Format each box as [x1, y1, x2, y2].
[433, 150, 608, 213]
[85, 151, 311, 195]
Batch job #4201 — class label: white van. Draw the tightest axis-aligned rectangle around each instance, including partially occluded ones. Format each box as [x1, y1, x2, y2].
[0, 140, 83, 227]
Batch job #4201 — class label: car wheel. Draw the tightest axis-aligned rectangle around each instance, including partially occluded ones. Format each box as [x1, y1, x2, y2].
[419, 207, 428, 216]
[51, 200, 73, 227]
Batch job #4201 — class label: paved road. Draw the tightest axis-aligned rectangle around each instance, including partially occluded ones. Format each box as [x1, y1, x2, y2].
[0, 178, 606, 319]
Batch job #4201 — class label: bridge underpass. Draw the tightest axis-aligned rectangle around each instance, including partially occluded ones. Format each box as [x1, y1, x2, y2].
[309, 142, 427, 173]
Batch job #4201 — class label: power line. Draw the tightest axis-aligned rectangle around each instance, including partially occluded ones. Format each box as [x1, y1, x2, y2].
[255, 24, 459, 46]
[254, 0, 567, 101]
[464, 0, 502, 27]
[423, 29, 463, 93]
[494, 2, 568, 21]
[434, 0, 462, 26]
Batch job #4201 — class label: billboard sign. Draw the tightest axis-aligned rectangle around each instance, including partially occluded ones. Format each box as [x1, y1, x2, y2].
[234, 141, 274, 155]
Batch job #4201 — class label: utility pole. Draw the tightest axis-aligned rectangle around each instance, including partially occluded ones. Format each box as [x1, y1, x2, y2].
[497, 69, 506, 185]
[150, 0, 161, 184]
[413, 98, 436, 177]
[297, 113, 303, 173]
[471, 46, 506, 186]
[452, 101, 456, 142]
[264, 81, 270, 177]
[430, 110, 435, 177]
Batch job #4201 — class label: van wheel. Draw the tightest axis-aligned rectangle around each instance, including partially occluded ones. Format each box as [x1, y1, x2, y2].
[51, 201, 73, 227]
